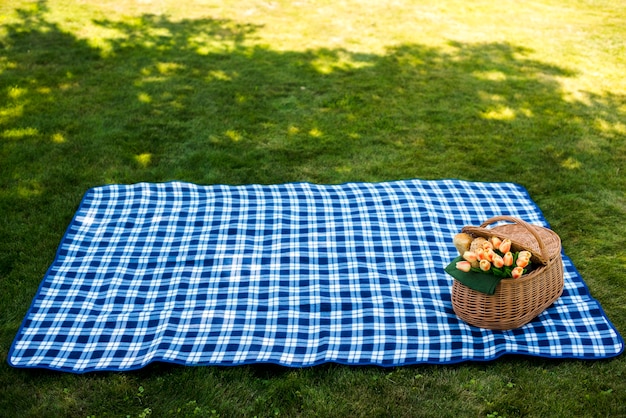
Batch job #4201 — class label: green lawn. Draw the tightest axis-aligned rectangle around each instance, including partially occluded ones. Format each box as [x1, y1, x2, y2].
[1, 0, 625, 416]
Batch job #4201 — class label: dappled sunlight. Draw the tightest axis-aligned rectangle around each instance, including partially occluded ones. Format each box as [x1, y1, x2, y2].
[595, 117, 626, 137]
[310, 50, 375, 75]
[91, 14, 261, 56]
[334, 165, 353, 175]
[7, 87, 27, 100]
[480, 106, 517, 121]
[137, 92, 152, 103]
[17, 180, 44, 198]
[156, 61, 185, 75]
[559, 80, 595, 106]
[137, 73, 168, 84]
[472, 70, 508, 82]
[2, 127, 39, 140]
[308, 128, 323, 138]
[0, 0, 624, 193]
[137, 92, 152, 104]
[225, 130, 243, 142]
[206, 70, 234, 82]
[235, 93, 249, 104]
[0, 104, 25, 124]
[2, 88, 28, 125]
[188, 30, 249, 55]
[134, 152, 152, 168]
[36, 86, 53, 95]
[0, 57, 18, 76]
[560, 157, 582, 170]
[478, 91, 506, 103]
[51, 132, 66, 143]
[85, 36, 118, 58]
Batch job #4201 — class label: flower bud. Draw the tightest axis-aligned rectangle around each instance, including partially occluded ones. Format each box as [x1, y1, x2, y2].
[516, 256, 530, 268]
[499, 239, 512, 254]
[479, 259, 491, 272]
[492, 254, 504, 268]
[475, 247, 487, 261]
[456, 261, 472, 272]
[503, 251, 514, 267]
[482, 241, 494, 251]
[511, 266, 524, 279]
[490, 236, 502, 249]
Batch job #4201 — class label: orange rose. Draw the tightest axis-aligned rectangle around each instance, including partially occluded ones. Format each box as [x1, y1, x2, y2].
[492, 254, 504, 268]
[456, 261, 472, 272]
[499, 239, 512, 254]
[462, 251, 478, 263]
[511, 266, 525, 279]
[503, 251, 514, 267]
[516, 256, 530, 268]
[485, 248, 495, 262]
[519, 250, 532, 260]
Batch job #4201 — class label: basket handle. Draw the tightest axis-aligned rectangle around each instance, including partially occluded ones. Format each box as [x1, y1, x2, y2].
[479, 216, 549, 263]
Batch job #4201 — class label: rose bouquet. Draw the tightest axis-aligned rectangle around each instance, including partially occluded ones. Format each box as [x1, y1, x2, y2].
[452, 233, 533, 279]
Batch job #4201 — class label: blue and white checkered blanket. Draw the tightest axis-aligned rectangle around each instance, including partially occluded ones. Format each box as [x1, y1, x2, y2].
[9, 179, 623, 373]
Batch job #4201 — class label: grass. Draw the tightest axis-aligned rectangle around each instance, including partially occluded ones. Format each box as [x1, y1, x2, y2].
[1, 0, 625, 416]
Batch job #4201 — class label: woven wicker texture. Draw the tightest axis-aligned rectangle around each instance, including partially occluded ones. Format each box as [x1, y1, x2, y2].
[451, 216, 564, 330]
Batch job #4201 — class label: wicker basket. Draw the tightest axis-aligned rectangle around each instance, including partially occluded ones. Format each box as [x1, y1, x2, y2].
[451, 216, 564, 330]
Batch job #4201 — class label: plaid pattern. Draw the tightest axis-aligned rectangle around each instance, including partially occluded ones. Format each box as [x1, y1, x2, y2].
[9, 179, 623, 373]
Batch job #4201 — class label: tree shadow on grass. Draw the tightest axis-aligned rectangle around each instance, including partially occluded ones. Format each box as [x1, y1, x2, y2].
[2, 3, 624, 190]
[0, 3, 625, 415]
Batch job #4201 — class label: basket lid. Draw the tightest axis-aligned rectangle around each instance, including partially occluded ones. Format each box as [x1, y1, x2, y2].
[462, 216, 561, 265]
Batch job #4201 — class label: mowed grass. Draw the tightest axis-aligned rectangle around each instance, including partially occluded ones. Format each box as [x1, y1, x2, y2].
[1, 0, 625, 416]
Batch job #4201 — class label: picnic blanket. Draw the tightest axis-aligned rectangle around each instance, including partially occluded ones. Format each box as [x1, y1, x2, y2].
[8, 179, 623, 373]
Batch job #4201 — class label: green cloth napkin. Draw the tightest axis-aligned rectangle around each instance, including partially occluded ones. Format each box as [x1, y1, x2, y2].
[444, 256, 503, 295]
